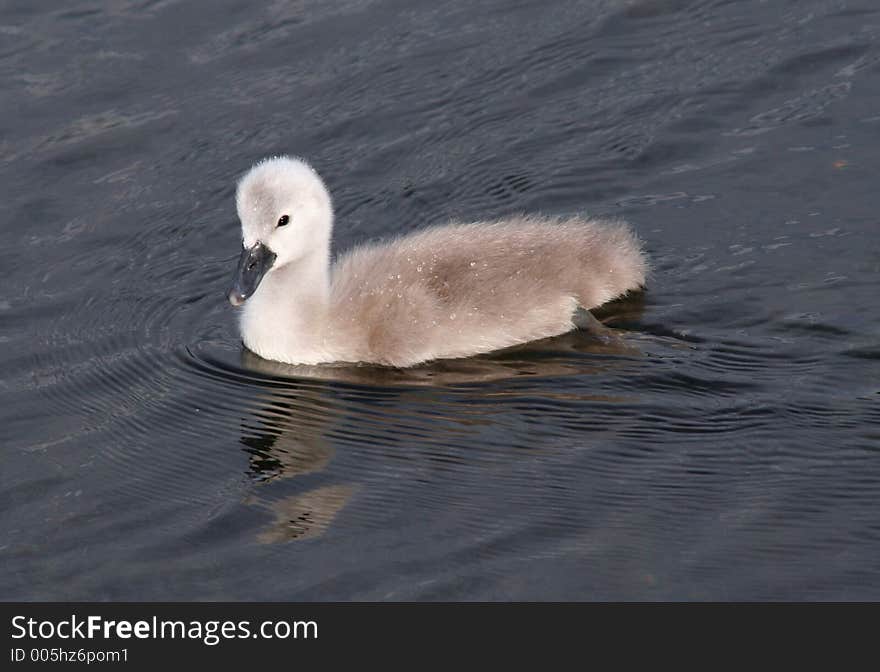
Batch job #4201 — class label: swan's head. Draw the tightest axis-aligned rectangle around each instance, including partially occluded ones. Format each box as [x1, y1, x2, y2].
[228, 156, 333, 306]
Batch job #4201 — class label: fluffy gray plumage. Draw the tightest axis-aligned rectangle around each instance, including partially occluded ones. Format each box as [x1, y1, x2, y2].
[231, 157, 647, 367]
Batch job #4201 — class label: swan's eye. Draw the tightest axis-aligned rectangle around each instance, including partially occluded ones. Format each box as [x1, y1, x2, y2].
[277, 215, 290, 227]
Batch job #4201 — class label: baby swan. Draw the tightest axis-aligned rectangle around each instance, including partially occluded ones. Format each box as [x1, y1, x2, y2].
[228, 156, 647, 367]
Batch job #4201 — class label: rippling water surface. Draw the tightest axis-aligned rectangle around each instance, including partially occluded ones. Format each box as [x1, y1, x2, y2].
[2, 0, 880, 600]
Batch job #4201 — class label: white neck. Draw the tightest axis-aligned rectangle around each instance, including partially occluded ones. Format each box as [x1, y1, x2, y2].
[239, 246, 331, 364]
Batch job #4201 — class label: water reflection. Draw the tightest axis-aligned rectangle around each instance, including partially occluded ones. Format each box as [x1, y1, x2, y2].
[239, 386, 336, 484]
[256, 484, 358, 544]
[235, 374, 352, 543]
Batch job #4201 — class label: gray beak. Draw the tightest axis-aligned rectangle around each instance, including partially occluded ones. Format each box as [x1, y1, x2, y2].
[228, 242, 276, 306]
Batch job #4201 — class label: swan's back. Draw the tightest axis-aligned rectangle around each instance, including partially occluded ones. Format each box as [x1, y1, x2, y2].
[326, 215, 646, 366]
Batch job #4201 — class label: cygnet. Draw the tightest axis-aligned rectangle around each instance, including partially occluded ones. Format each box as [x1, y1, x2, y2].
[228, 156, 647, 367]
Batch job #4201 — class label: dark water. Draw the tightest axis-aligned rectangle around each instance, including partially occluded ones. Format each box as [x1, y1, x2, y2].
[2, 0, 879, 600]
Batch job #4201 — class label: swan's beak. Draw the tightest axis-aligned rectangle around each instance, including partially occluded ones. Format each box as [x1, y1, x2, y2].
[228, 242, 276, 306]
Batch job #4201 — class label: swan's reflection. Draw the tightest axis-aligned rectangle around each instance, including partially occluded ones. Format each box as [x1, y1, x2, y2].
[237, 374, 350, 543]
[256, 484, 357, 543]
[237, 301, 646, 542]
[239, 396, 334, 483]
